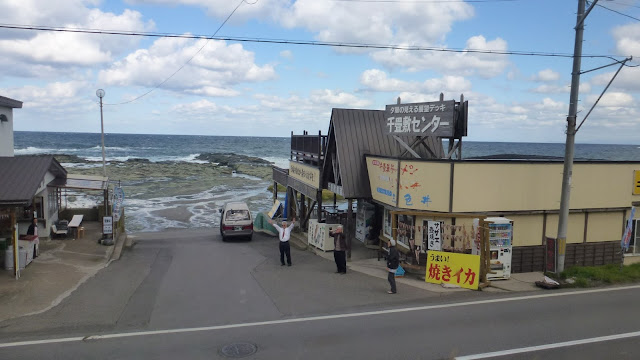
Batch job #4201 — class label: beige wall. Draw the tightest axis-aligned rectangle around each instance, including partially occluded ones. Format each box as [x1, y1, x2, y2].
[545, 213, 585, 244]
[508, 214, 544, 247]
[452, 162, 640, 213]
[586, 211, 624, 243]
[398, 161, 450, 212]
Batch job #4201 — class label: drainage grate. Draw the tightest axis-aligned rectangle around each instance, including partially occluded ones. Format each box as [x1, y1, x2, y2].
[219, 342, 258, 358]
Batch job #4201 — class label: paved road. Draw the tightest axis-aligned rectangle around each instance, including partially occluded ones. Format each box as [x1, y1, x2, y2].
[0, 230, 638, 359]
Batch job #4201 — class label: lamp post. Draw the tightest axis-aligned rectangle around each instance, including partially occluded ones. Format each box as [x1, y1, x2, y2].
[96, 89, 106, 178]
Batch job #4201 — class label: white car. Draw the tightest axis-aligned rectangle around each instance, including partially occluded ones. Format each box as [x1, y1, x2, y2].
[219, 201, 253, 241]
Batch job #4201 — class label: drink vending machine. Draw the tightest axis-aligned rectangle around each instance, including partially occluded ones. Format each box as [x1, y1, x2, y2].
[485, 217, 513, 280]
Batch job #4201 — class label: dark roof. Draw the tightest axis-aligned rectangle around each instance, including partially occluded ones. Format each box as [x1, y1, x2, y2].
[324, 108, 444, 199]
[0, 155, 66, 206]
[0, 95, 23, 109]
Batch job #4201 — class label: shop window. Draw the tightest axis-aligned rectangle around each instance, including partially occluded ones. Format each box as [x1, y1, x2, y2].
[397, 214, 415, 248]
[383, 208, 393, 239]
[48, 190, 59, 218]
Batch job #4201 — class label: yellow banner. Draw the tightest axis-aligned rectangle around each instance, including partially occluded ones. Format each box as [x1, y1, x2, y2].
[634, 170, 640, 195]
[425, 250, 480, 290]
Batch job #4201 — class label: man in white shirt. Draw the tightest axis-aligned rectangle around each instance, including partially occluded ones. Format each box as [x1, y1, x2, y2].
[269, 217, 296, 266]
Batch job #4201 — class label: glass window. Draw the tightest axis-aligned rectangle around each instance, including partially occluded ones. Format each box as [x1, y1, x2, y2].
[383, 208, 392, 239]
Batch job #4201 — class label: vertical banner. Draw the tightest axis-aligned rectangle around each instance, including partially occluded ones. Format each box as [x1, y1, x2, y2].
[425, 251, 480, 290]
[546, 237, 556, 273]
[427, 221, 442, 251]
[622, 207, 635, 252]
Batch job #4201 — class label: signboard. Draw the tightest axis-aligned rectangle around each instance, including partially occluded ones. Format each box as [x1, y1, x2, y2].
[103, 216, 113, 235]
[385, 100, 455, 137]
[634, 170, 640, 195]
[622, 207, 636, 251]
[426, 221, 442, 251]
[425, 251, 480, 290]
[366, 156, 399, 206]
[289, 161, 320, 189]
[546, 237, 556, 273]
[112, 187, 125, 222]
[328, 182, 343, 196]
[268, 200, 282, 219]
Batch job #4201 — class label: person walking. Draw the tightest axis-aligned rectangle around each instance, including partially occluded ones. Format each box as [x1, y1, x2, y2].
[269, 217, 295, 266]
[386, 239, 400, 294]
[329, 225, 348, 274]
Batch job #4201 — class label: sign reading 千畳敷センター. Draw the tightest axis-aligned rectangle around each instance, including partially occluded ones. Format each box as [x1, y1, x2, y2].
[385, 100, 455, 137]
[366, 156, 399, 207]
[289, 161, 320, 189]
[425, 251, 480, 290]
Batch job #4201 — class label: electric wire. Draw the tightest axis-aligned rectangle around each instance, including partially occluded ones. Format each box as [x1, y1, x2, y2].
[0, 23, 626, 60]
[595, 2, 640, 22]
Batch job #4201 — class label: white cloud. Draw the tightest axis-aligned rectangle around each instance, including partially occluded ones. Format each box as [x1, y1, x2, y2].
[360, 69, 471, 95]
[532, 69, 560, 82]
[1, 81, 89, 109]
[585, 92, 634, 108]
[280, 50, 293, 60]
[0, 3, 153, 77]
[371, 35, 510, 77]
[98, 37, 276, 97]
[310, 89, 371, 108]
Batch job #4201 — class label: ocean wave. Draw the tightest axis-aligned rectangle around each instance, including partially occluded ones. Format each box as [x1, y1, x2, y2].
[262, 156, 289, 169]
[15, 146, 57, 155]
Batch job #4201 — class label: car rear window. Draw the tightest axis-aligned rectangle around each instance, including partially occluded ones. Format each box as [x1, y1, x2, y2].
[225, 209, 250, 221]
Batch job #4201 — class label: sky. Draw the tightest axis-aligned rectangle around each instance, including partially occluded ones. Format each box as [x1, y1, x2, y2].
[1, 0, 640, 144]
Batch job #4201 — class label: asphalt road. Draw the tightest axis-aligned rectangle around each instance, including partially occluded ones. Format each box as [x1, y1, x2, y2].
[0, 230, 638, 359]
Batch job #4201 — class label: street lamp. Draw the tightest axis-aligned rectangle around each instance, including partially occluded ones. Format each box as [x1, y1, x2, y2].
[96, 89, 106, 178]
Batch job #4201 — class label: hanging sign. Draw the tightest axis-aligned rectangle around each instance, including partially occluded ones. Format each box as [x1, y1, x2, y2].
[427, 221, 442, 251]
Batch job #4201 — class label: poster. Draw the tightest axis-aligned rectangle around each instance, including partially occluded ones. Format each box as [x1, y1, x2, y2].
[355, 201, 375, 243]
[425, 250, 480, 290]
[426, 221, 442, 251]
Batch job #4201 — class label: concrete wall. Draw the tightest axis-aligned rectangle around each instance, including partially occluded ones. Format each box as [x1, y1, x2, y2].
[0, 106, 14, 157]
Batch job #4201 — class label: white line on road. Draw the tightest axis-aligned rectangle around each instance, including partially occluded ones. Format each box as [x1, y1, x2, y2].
[455, 330, 640, 360]
[1, 284, 640, 349]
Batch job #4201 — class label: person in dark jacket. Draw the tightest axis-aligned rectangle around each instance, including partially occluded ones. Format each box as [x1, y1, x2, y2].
[329, 225, 348, 274]
[386, 239, 400, 294]
[27, 218, 38, 236]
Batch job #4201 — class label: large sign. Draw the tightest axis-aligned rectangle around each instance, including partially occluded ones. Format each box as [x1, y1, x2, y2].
[366, 156, 399, 206]
[112, 187, 125, 222]
[425, 251, 480, 290]
[289, 161, 320, 189]
[385, 100, 455, 137]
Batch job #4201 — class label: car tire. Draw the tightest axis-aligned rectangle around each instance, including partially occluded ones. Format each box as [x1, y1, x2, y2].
[248, 234, 253, 241]
[222, 236, 227, 242]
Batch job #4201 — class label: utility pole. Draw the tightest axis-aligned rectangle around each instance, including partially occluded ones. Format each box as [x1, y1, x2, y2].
[557, 0, 590, 273]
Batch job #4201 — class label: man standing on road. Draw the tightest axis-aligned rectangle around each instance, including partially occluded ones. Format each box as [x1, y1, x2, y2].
[269, 217, 295, 266]
[386, 239, 400, 294]
[329, 225, 348, 274]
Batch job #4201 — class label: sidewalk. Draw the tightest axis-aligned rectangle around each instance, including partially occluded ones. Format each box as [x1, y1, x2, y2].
[290, 231, 545, 294]
[0, 221, 127, 322]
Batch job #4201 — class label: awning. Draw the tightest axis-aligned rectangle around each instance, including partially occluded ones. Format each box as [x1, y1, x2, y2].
[49, 174, 109, 191]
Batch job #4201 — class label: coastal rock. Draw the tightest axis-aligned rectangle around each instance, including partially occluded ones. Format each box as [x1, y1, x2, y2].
[196, 153, 273, 166]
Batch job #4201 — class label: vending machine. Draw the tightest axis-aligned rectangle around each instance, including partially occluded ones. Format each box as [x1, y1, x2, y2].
[485, 217, 513, 280]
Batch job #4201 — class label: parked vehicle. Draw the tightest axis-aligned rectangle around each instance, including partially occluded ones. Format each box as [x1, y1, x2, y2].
[219, 202, 253, 241]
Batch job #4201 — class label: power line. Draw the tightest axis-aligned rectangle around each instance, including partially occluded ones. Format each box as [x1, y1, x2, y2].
[595, 2, 640, 22]
[330, 0, 519, 2]
[0, 23, 626, 60]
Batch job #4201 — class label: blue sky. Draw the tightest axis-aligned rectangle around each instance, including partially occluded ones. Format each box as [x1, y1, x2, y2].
[1, 0, 639, 143]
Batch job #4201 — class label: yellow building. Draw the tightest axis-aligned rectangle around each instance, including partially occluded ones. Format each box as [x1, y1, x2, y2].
[366, 156, 640, 271]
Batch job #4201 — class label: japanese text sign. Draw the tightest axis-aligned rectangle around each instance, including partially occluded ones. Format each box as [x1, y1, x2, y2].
[425, 251, 480, 290]
[634, 170, 640, 195]
[289, 161, 320, 189]
[427, 221, 442, 251]
[385, 100, 455, 137]
[366, 156, 399, 207]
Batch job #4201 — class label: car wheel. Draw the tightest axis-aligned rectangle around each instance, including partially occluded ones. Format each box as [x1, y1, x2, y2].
[248, 235, 253, 242]
[222, 236, 227, 242]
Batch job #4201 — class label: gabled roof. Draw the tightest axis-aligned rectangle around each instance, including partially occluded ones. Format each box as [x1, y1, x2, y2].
[323, 108, 444, 199]
[0, 95, 23, 109]
[0, 155, 66, 206]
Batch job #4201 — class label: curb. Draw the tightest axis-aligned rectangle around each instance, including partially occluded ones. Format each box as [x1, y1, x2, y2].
[109, 232, 128, 262]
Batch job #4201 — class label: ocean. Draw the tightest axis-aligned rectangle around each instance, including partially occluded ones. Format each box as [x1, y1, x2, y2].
[13, 131, 640, 233]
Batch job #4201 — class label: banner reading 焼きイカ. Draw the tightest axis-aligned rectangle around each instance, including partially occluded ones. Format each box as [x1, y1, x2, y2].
[425, 251, 480, 290]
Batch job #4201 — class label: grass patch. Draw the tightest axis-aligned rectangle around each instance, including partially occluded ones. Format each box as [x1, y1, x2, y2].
[557, 263, 640, 288]
[266, 184, 287, 192]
